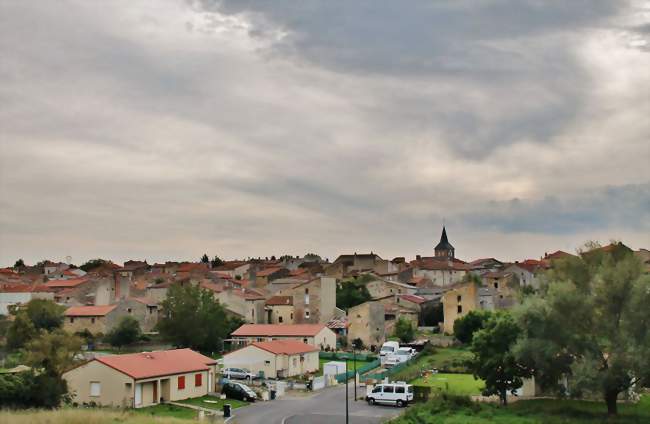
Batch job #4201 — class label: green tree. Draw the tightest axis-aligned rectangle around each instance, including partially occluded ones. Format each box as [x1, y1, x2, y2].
[13, 258, 25, 268]
[24, 329, 82, 377]
[453, 310, 492, 344]
[394, 316, 415, 343]
[201, 253, 209, 264]
[211, 256, 224, 268]
[6, 311, 37, 349]
[24, 299, 65, 332]
[336, 279, 372, 310]
[79, 258, 109, 272]
[514, 248, 650, 415]
[157, 284, 239, 354]
[470, 313, 531, 405]
[0, 370, 68, 409]
[106, 316, 141, 349]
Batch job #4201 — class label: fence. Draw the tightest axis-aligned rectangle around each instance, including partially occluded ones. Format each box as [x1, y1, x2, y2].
[319, 352, 377, 362]
[334, 359, 381, 383]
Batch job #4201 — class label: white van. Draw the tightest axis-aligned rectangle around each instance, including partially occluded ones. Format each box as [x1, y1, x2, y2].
[366, 382, 414, 407]
[379, 341, 400, 358]
[394, 347, 416, 363]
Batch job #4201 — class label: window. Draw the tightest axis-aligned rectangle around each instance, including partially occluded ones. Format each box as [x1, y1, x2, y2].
[305, 310, 310, 319]
[279, 316, 283, 323]
[178, 376, 185, 390]
[396, 386, 405, 393]
[494, 282, 499, 289]
[69, 317, 74, 323]
[265, 360, 271, 365]
[457, 305, 462, 314]
[303, 338, 308, 343]
[457, 295, 462, 302]
[91, 317, 95, 324]
[383, 385, 394, 393]
[305, 288, 309, 294]
[127, 308, 132, 314]
[90, 382, 101, 397]
[195, 373, 202, 387]
[290, 313, 293, 320]
[372, 386, 382, 393]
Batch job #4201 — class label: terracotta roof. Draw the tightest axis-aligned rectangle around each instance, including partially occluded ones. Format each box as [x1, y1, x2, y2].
[0, 284, 52, 293]
[44, 278, 88, 288]
[231, 288, 265, 300]
[129, 297, 158, 306]
[250, 340, 318, 355]
[326, 318, 349, 329]
[199, 281, 224, 293]
[95, 348, 216, 380]
[177, 263, 209, 273]
[265, 296, 293, 306]
[64, 304, 117, 317]
[214, 261, 247, 271]
[0, 268, 17, 274]
[232, 324, 326, 337]
[256, 267, 283, 277]
[544, 250, 575, 260]
[399, 294, 427, 304]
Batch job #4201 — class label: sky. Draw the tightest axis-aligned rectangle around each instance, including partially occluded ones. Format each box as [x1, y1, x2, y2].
[1, 0, 649, 266]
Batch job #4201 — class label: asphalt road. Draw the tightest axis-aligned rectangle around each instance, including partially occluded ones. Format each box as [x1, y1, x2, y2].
[230, 384, 404, 424]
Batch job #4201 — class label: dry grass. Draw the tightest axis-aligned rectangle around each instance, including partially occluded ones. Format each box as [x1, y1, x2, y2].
[0, 408, 195, 424]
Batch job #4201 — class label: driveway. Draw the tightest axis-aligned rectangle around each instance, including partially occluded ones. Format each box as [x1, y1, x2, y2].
[230, 384, 404, 424]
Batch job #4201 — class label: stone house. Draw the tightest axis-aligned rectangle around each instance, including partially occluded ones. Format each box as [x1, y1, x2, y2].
[216, 288, 266, 324]
[365, 278, 418, 299]
[63, 304, 121, 335]
[347, 300, 385, 351]
[441, 282, 479, 335]
[230, 323, 336, 350]
[63, 348, 217, 408]
[264, 295, 294, 324]
[254, 267, 290, 287]
[275, 277, 336, 324]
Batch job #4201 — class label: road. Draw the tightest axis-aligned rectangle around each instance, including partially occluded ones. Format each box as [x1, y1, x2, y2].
[230, 384, 404, 424]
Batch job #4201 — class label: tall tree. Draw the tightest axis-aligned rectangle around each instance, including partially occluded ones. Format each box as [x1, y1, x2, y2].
[514, 246, 650, 415]
[200, 253, 210, 264]
[453, 310, 492, 344]
[24, 330, 82, 377]
[211, 256, 224, 268]
[470, 313, 532, 405]
[6, 312, 37, 349]
[13, 258, 25, 268]
[24, 299, 65, 332]
[157, 284, 239, 354]
[106, 316, 141, 349]
[394, 316, 416, 343]
[336, 279, 372, 310]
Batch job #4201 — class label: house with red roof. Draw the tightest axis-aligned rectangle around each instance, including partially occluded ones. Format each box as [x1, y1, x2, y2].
[223, 340, 319, 378]
[63, 348, 217, 408]
[230, 323, 336, 350]
[63, 304, 120, 334]
[0, 284, 54, 314]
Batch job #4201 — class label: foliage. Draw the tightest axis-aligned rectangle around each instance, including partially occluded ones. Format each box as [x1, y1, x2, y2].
[79, 258, 110, 272]
[24, 299, 65, 332]
[157, 284, 240, 354]
[14, 258, 25, 268]
[514, 247, 650, 415]
[200, 253, 209, 264]
[336, 278, 372, 310]
[395, 316, 416, 343]
[24, 329, 82, 377]
[470, 313, 532, 405]
[0, 370, 69, 409]
[6, 311, 38, 349]
[106, 316, 141, 348]
[453, 310, 492, 344]
[304, 253, 321, 261]
[210, 255, 224, 268]
[351, 337, 365, 350]
[421, 303, 443, 326]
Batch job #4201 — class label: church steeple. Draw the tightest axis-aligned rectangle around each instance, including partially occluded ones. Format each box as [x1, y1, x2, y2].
[434, 226, 455, 258]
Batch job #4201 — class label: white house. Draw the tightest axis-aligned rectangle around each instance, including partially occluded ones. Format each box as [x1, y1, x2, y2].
[223, 340, 319, 379]
[0, 284, 54, 314]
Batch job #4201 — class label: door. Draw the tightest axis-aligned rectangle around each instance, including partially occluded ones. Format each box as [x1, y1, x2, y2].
[153, 381, 158, 403]
[135, 383, 142, 406]
[208, 372, 213, 392]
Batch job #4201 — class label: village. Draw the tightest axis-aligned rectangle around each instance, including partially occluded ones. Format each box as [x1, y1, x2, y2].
[1, 229, 649, 423]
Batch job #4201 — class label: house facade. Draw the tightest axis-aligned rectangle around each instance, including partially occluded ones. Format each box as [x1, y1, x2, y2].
[230, 323, 336, 350]
[347, 300, 385, 351]
[223, 340, 318, 378]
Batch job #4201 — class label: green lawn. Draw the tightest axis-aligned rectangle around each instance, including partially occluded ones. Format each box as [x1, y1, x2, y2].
[177, 395, 248, 411]
[392, 394, 650, 424]
[411, 373, 484, 396]
[132, 403, 197, 420]
[389, 346, 474, 382]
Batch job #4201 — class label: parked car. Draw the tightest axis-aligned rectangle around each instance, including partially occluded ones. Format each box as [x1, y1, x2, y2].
[222, 367, 257, 380]
[366, 382, 414, 407]
[379, 341, 400, 358]
[383, 355, 400, 369]
[222, 382, 257, 402]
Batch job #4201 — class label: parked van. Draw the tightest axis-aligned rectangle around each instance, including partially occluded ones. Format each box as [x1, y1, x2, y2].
[366, 382, 414, 407]
[379, 341, 400, 358]
[394, 347, 416, 363]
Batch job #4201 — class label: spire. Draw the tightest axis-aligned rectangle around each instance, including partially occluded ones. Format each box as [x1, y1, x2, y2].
[440, 226, 448, 244]
[434, 225, 455, 258]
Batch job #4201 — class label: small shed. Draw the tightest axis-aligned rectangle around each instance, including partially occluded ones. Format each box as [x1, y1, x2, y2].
[323, 361, 347, 376]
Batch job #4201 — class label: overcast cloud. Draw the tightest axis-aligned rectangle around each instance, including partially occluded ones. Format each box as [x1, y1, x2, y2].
[0, 0, 648, 265]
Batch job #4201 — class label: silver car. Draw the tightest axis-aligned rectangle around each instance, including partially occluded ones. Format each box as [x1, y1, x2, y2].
[222, 367, 257, 380]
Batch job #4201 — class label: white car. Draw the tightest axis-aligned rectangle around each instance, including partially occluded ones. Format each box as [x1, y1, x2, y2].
[222, 367, 257, 380]
[379, 341, 400, 358]
[366, 382, 414, 407]
[383, 356, 400, 368]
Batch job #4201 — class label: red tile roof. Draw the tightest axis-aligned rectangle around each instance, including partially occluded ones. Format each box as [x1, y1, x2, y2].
[44, 278, 88, 288]
[251, 340, 319, 355]
[0, 284, 52, 293]
[64, 304, 117, 317]
[399, 294, 427, 304]
[232, 324, 326, 337]
[231, 288, 265, 300]
[265, 296, 293, 306]
[256, 267, 283, 277]
[95, 348, 216, 379]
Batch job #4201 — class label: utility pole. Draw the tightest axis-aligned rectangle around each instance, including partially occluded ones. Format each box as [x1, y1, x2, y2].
[353, 341, 357, 401]
[345, 357, 349, 424]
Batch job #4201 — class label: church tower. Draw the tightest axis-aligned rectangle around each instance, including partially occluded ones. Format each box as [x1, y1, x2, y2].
[434, 226, 455, 259]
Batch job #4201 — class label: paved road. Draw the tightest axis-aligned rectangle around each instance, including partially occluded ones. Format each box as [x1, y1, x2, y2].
[230, 384, 404, 424]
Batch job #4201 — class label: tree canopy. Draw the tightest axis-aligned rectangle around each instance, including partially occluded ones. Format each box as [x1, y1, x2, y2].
[24, 329, 82, 377]
[106, 316, 141, 348]
[6, 299, 65, 348]
[13, 258, 25, 268]
[513, 246, 650, 415]
[336, 278, 372, 310]
[157, 284, 242, 354]
[79, 258, 110, 272]
[200, 253, 209, 264]
[394, 316, 416, 343]
[453, 310, 492, 344]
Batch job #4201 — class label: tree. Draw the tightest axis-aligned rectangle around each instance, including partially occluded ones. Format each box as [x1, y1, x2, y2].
[470, 313, 531, 405]
[106, 316, 141, 349]
[6, 311, 37, 349]
[514, 247, 650, 415]
[201, 253, 209, 264]
[13, 258, 25, 268]
[24, 299, 65, 332]
[394, 316, 415, 343]
[336, 279, 372, 310]
[211, 256, 224, 268]
[304, 253, 322, 261]
[24, 329, 82, 377]
[0, 370, 68, 409]
[79, 258, 109, 272]
[453, 310, 492, 344]
[157, 284, 240, 354]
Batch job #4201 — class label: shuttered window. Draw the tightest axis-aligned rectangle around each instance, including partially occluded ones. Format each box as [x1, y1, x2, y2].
[195, 373, 202, 387]
[178, 376, 185, 390]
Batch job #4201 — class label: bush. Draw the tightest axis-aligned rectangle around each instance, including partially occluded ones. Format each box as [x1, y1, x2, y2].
[0, 371, 69, 409]
[395, 317, 416, 343]
[453, 310, 491, 344]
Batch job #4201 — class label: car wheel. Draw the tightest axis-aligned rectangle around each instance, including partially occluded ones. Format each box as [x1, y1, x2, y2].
[367, 398, 375, 405]
[396, 400, 404, 408]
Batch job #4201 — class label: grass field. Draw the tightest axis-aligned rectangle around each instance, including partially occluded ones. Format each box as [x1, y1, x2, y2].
[132, 403, 197, 420]
[411, 373, 484, 396]
[176, 394, 248, 410]
[392, 393, 650, 424]
[0, 408, 194, 424]
[389, 346, 474, 382]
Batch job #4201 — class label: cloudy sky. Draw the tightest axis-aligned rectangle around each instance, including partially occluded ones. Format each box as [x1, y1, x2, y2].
[1, 0, 649, 266]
